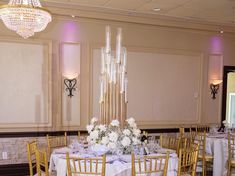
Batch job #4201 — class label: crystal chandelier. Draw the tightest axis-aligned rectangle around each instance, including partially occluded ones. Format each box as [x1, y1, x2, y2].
[0, 0, 52, 39]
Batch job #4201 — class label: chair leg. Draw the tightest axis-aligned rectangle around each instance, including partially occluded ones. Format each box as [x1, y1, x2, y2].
[202, 160, 206, 176]
[227, 163, 231, 176]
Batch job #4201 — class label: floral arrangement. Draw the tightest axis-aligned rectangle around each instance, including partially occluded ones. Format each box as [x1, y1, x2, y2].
[86, 117, 141, 154]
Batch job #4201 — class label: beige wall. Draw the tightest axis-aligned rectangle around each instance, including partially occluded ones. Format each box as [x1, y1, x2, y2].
[1, 15, 235, 131]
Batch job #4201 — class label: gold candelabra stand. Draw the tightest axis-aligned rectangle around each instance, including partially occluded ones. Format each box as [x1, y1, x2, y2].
[99, 26, 128, 127]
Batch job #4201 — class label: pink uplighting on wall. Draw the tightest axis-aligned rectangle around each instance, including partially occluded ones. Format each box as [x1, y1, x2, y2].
[210, 36, 223, 54]
[61, 21, 79, 42]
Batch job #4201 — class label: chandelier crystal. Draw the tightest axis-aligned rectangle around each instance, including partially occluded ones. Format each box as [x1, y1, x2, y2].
[0, 0, 52, 39]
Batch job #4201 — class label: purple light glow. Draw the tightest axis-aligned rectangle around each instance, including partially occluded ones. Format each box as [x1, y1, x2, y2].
[61, 21, 79, 42]
[209, 36, 223, 54]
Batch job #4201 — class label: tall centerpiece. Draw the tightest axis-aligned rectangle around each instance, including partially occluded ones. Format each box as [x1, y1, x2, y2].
[87, 26, 141, 154]
[99, 26, 128, 127]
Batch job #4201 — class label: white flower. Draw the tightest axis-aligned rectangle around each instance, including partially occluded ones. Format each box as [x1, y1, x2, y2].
[91, 117, 98, 125]
[87, 125, 94, 133]
[101, 136, 109, 145]
[110, 119, 120, 127]
[133, 129, 141, 137]
[123, 129, 131, 136]
[126, 117, 137, 128]
[126, 117, 135, 124]
[98, 125, 107, 132]
[133, 137, 141, 145]
[108, 142, 117, 149]
[109, 132, 119, 142]
[90, 130, 99, 140]
[121, 136, 131, 147]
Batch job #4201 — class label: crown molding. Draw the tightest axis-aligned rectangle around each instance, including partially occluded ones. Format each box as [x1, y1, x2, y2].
[42, 1, 235, 34]
[0, 1, 235, 34]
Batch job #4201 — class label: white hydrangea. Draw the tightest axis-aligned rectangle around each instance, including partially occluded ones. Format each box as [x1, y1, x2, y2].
[90, 130, 99, 140]
[110, 119, 120, 127]
[133, 129, 141, 137]
[101, 136, 109, 145]
[126, 117, 137, 128]
[132, 137, 141, 145]
[91, 117, 98, 125]
[108, 142, 117, 150]
[98, 125, 107, 132]
[123, 129, 131, 136]
[109, 132, 119, 142]
[86, 125, 94, 133]
[121, 136, 131, 147]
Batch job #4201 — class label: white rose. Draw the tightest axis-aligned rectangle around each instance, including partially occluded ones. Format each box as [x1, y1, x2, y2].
[87, 136, 91, 143]
[109, 132, 119, 142]
[108, 142, 117, 149]
[133, 137, 140, 145]
[87, 125, 94, 133]
[91, 117, 98, 124]
[121, 136, 131, 147]
[133, 129, 141, 137]
[126, 117, 135, 125]
[99, 125, 107, 132]
[123, 129, 131, 136]
[110, 119, 120, 127]
[101, 136, 109, 145]
[90, 130, 99, 140]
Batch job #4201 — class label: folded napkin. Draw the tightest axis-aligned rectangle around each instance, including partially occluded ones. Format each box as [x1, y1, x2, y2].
[91, 144, 109, 156]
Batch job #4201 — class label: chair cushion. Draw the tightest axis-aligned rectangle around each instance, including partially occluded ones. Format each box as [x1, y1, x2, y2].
[198, 154, 213, 161]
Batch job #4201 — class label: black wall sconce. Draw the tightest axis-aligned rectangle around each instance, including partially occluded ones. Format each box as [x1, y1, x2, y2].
[210, 83, 220, 99]
[210, 80, 222, 99]
[64, 78, 77, 98]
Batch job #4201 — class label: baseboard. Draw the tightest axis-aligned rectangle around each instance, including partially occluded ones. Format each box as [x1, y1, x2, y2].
[0, 163, 29, 176]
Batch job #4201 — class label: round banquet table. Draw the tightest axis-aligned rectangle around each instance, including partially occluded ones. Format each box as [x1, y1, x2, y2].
[49, 147, 178, 176]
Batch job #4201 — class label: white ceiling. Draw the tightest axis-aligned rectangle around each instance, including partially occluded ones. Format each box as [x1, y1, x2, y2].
[41, 0, 235, 24]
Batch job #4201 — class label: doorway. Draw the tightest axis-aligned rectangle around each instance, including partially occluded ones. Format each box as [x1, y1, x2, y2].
[221, 66, 235, 124]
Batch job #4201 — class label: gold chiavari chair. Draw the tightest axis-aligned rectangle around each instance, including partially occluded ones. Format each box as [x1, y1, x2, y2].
[132, 153, 170, 176]
[160, 134, 178, 151]
[227, 133, 235, 176]
[196, 125, 210, 133]
[66, 153, 106, 176]
[177, 143, 199, 176]
[179, 127, 185, 137]
[27, 140, 38, 176]
[77, 131, 81, 141]
[47, 132, 67, 155]
[35, 149, 49, 176]
[195, 131, 213, 176]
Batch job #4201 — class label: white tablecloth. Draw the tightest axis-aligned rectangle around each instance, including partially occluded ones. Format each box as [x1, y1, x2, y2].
[206, 134, 228, 176]
[49, 150, 178, 176]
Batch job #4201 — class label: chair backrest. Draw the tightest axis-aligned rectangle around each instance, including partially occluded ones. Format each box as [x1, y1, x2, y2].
[194, 131, 206, 159]
[177, 137, 192, 154]
[77, 131, 81, 141]
[179, 127, 185, 136]
[196, 125, 210, 133]
[47, 132, 67, 154]
[177, 143, 199, 176]
[228, 133, 235, 163]
[132, 153, 169, 176]
[35, 149, 49, 176]
[27, 140, 38, 176]
[160, 134, 178, 150]
[66, 153, 106, 176]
